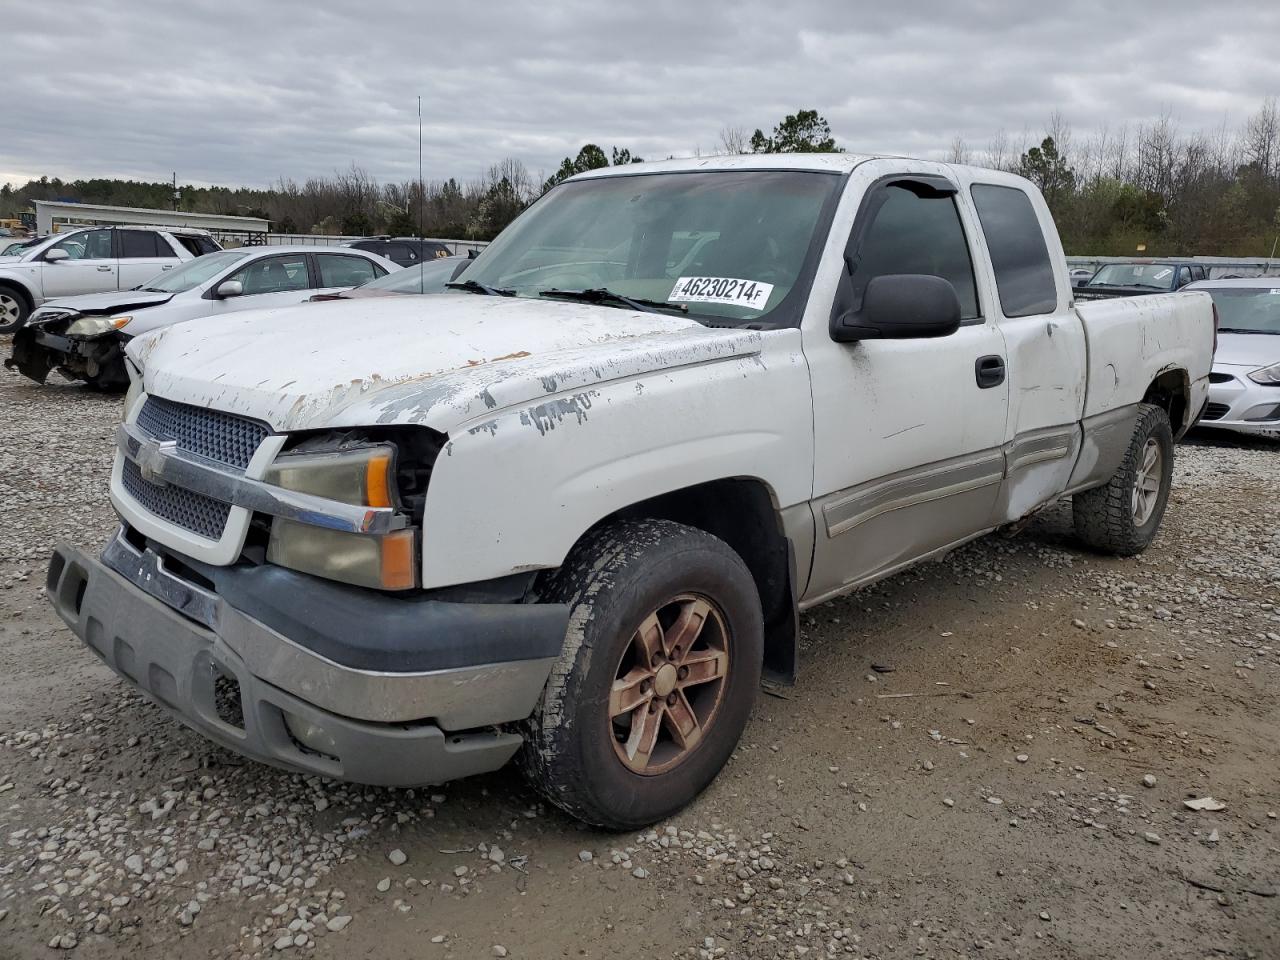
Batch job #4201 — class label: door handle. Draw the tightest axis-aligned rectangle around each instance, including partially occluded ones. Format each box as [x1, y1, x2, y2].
[97, 265, 113, 272]
[975, 355, 1005, 389]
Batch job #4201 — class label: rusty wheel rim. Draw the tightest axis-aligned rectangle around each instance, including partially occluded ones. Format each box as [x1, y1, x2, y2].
[609, 594, 730, 776]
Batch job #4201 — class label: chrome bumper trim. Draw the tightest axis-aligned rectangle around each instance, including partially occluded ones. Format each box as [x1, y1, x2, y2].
[117, 421, 405, 534]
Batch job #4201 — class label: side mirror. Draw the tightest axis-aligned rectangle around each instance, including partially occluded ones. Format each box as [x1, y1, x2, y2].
[831, 274, 962, 343]
[44, 248, 69, 263]
[215, 279, 244, 298]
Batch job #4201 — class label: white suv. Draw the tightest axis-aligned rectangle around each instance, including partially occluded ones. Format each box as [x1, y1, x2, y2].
[0, 226, 220, 333]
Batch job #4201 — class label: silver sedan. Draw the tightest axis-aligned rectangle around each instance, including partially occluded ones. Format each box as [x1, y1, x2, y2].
[1185, 277, 1280, 438]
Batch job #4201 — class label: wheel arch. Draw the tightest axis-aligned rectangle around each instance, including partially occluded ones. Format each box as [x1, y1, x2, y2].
[1142, 367, 1191, 437]
[551, 476, 800, 686]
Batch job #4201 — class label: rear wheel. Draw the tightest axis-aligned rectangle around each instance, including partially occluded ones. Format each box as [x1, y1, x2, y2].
[521, 519, 763, 829]
[1072, 404, 1174, 556]
[0, 286, 30, 334]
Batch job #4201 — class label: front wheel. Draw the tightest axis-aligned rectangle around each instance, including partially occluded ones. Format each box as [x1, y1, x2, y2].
[0, 287, 30, 334]
[521, 519, 763, 829]
[1072, 403, 1174, 556]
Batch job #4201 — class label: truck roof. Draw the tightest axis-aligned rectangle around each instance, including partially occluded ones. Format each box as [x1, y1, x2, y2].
[567, 153, 1037, 190]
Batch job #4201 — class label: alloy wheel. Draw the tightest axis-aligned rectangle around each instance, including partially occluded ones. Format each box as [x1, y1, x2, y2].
[1132, 437, 1163, 525]
[609, 594, 730, 776]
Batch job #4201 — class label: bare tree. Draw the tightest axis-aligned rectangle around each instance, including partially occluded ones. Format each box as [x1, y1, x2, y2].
[1242, 96, 1279, 179]
[982, 129, 1010, 171]
[718, 126, 751, 154]
[947, 136, 971, 165]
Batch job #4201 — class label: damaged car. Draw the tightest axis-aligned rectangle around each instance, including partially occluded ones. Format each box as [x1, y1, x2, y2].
[6, 245, 397, 390]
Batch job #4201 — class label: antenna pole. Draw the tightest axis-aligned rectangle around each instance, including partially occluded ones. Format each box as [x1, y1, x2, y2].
[417, 96, 424, 243]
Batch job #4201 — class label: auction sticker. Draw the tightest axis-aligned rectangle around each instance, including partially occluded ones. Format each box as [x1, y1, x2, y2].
[669, 276, 775, 310]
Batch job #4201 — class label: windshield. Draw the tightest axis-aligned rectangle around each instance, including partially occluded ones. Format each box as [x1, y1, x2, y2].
[1087, 263, 1176, 289]
[358, 257, 462, 294]
[139, 249, 250, 293]
[1205, 288, 1280, 334]
[462, 170, 843, 325]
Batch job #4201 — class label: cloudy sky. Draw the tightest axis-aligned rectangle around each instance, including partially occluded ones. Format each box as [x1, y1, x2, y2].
[4, 1, 1278, 190]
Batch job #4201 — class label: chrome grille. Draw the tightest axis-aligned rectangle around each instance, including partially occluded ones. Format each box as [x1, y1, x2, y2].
[135, 396, 269, 470]
[121, 458, 231, 541]
[1201, 402, 1231, 422]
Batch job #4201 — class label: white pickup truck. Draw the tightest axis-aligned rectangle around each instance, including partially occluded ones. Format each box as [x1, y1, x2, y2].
[46, 155, 1214, 829]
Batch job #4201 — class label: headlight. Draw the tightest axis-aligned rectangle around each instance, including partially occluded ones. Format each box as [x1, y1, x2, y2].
[263, 444, 397, 507]
[267, 521, 417, 591]
[65, 315, 131, 338]
[1248, 362, 1280, 386]
[264, 444, 416, 590]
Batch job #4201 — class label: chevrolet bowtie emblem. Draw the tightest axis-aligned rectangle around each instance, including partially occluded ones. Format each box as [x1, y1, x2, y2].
[136, 438, 177, 486]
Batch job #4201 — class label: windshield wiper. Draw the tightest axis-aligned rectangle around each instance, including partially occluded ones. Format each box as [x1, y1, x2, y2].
[539, 288, 687, 315]
[1218, 327, 1280, 334]
[446, 279, 515, 297]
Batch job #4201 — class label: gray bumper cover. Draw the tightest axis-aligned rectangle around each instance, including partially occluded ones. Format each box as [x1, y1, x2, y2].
[46, 543, 556, 787]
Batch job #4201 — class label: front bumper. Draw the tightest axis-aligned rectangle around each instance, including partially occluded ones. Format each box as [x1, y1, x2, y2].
[46, 531, 568, 786]
[5, 324, 127, 386]
[1200, 367, 1280, 438]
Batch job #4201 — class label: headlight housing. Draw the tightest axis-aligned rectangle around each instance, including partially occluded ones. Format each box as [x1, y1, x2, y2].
[66, 315, 131, 338]
[263, 443, 417, 590]
[1248, 362, 1280, 386]
[263, 444, 398, 507]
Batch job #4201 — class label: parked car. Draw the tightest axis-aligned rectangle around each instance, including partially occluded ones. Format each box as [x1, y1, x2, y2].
[308, 254, 468, 301]
[6, 246, 396, 389]
[342, 236, 454, 267]
[1068, 266, 1096, 284]
[0, 226, 221, 333]
[1184, 277, 1280, 438]
[1074, 260, 1209, 300]
[45, 155, 1213, 829]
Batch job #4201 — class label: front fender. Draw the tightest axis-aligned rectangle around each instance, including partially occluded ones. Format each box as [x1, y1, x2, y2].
[418, 329, 814, 589]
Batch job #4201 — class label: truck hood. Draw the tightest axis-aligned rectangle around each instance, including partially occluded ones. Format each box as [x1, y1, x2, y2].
[1212, 331, 1280, 368]
[37, 289, 175, 316]
[129, 293, 763, 433]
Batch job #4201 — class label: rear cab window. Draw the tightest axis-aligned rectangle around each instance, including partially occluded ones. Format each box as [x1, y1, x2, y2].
[970, 184, 1058, 317]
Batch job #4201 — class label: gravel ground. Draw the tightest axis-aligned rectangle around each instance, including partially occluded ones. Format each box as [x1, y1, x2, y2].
[0, 358, 1278, 960]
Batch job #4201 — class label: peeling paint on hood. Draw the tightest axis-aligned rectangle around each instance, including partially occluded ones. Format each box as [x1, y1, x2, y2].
[128, 293, 763, 433]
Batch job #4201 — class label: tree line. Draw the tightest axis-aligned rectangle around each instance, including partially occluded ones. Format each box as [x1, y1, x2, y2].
[1, 102, 1277, 254]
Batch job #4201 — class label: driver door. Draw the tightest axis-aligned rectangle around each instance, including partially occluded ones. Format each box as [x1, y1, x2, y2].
[40, 230, 118, 298]
[802, 167, 1009, 604]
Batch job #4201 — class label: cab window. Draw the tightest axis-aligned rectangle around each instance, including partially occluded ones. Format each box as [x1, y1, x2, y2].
[847, 183, 980, 320]
[970, 185, 1058, 317]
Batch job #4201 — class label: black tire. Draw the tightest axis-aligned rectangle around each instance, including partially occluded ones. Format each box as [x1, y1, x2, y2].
[1072, 403, 1174, 556]
[521, 519, 763, 830]
[0, 285, 31, 334]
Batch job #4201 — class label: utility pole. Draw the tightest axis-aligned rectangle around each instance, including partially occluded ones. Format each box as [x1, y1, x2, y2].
[417, 96, 424, 242]
[171, 172, 180, 211]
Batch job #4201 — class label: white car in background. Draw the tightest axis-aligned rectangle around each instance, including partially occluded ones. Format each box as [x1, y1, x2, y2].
[1185, 277, 1280, 438]
[7, 246, 398, 389]
[0, 226, 221, 333]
